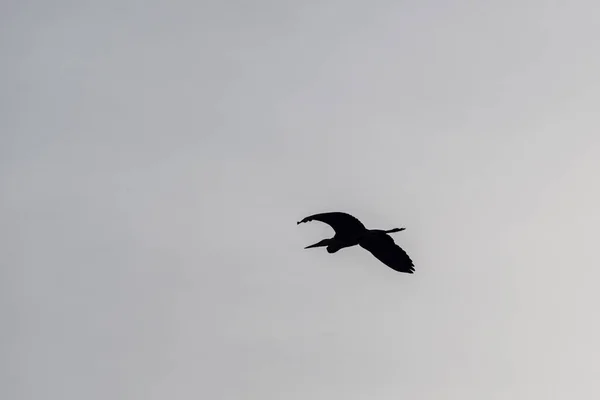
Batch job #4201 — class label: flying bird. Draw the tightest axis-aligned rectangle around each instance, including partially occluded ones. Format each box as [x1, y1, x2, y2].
[297, 211, 415, 273]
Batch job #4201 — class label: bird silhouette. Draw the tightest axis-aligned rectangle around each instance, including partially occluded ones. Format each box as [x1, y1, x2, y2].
[297, 211, 415, 273]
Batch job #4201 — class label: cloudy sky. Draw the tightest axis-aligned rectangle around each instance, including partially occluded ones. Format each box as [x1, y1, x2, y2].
[3, 1, 600, 399]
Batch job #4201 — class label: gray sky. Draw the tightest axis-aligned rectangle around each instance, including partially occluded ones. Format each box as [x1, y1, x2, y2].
[3, 1, 600, 399]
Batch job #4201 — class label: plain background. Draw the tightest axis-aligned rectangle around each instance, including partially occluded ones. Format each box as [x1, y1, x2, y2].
[3, 1, 600, 399]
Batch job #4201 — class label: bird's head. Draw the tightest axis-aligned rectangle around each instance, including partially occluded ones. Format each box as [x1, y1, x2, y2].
[304, 238, 333, 249]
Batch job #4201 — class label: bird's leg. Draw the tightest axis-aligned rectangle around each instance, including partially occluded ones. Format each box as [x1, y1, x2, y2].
[385, 228, 406, 234]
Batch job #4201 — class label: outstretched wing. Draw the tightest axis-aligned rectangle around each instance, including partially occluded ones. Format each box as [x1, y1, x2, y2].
[359, 233, 415, 273]
[297, 212, 366, 238]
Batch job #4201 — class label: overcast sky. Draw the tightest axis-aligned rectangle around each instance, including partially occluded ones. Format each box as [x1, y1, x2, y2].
[3, 1, 600, 399]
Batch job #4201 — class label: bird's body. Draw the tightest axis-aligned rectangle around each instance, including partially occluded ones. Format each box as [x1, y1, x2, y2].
[297, 211, 415, 273]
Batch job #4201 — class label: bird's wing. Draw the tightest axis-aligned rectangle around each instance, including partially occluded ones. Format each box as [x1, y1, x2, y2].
[359, 234, 415, 273]
[297, 212, 366, 237]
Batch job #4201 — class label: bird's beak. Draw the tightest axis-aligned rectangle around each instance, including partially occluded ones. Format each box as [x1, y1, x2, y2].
[304, 240, 328, 249]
